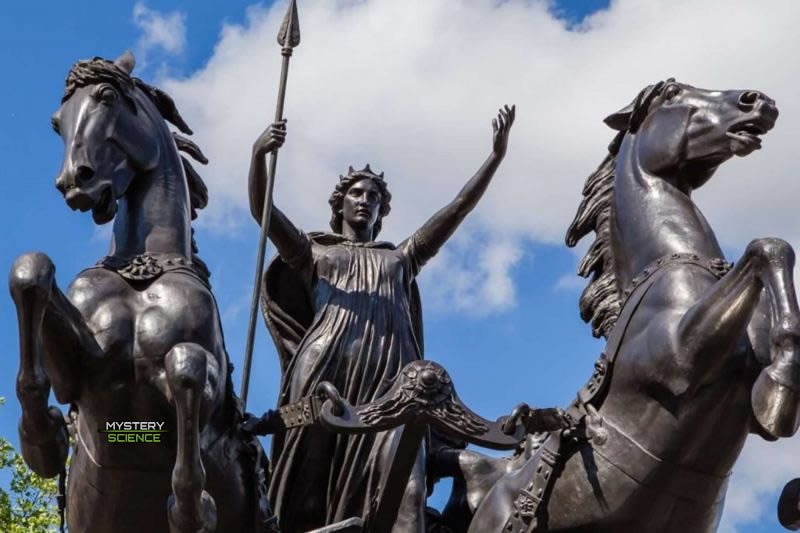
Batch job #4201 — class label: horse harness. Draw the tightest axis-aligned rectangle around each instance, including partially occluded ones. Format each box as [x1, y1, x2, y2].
[94, 252, 212, 287]
[503, 253, 733, 533]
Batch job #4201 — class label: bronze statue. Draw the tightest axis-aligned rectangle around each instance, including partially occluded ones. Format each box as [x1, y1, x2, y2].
[248, 105, 515, 531]
[433, 80, 800, 532]
[9, 53, 274, 533]
[12, 4, 800, 529]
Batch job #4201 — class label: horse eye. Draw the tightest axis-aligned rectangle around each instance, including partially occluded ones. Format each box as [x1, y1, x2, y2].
[50, 117, 60, 135]
[96, 85, 118, 104]
[663, 85, 681, 101]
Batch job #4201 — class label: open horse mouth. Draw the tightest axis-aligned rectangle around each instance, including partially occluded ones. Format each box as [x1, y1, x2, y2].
[64, 185, 115, 223]
[726, 113, 777, 156]
[65, 187, 95, 212]
[91, 186, 116, 224]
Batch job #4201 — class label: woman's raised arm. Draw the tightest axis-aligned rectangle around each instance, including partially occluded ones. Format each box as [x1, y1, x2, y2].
[249, 120, 310, 268]
[405, 105, 515, 268]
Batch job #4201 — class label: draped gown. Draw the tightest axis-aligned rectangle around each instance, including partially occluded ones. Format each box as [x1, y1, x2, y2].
[264, 231, 433, 532]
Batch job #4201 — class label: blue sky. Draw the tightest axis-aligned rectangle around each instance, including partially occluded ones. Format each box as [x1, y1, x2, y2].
[2, 1, 799, 531]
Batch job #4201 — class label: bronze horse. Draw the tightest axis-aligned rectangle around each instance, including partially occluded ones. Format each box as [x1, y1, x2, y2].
[9, 53, 272, 533]
[442, 80, 800, 532]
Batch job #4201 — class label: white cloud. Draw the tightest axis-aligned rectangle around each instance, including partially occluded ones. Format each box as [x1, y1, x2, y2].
[135, 0, 800, 528]
[421, 230, 523, 314]
[554, 273, 585, 292]
[156, 0, 800, 319]
[133, 2, 187, 64]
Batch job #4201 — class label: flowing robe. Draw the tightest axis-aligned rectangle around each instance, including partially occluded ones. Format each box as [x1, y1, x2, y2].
[262, 232, 430, 531]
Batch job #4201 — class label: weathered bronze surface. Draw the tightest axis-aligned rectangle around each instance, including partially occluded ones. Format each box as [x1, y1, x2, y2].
[11, 4, 800, 531]
[10, 52, 274, 533]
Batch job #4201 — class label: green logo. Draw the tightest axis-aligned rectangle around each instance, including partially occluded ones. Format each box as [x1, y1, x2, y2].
[99, 422, 167, 443]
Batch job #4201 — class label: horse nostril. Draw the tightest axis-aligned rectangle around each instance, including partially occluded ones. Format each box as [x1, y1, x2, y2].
[74, 165, 95, 187]
[738, 91, 762, 110]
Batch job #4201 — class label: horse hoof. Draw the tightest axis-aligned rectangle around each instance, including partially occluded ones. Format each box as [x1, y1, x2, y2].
[18, 406, 69, 478]
[779, 479, 800, 529]
[167, 490, 217, 533]
[751, 367, 800, 438]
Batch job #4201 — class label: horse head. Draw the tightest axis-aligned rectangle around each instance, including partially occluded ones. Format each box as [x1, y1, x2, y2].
[605, 79, 779, 191]
[51, 51, 192, 224]
[567, 79, 781, 338]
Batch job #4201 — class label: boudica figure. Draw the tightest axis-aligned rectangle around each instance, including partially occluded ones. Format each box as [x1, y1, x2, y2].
[437, 80, 800, 533]
[248, 105, 514, 531]
[10, 52, 275, 533]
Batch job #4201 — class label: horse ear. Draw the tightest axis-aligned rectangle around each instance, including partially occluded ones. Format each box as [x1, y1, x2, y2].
[605, 81, 669, 133]
[604, 101, 634, 131]
[114, 51, 136, 74]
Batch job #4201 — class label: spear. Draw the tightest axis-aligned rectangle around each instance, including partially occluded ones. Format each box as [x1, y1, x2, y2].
[241, 0, 300, 409]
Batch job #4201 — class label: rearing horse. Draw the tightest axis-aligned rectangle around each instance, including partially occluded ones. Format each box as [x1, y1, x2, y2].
[453, 80, 800, 532]
[9, 52, 272, 533]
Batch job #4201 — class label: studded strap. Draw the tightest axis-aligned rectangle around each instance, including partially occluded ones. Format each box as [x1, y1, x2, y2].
[503, 431, 563, 533]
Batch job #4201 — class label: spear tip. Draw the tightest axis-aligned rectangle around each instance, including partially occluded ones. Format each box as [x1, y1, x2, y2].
[277, 0, 301, 48]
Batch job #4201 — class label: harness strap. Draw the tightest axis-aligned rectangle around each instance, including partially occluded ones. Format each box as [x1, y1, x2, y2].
[504, 431, 564, 533]
[502, 253, 732, 531]
[80, 252, 212, 289]
[589, 417, 729, 506]
[577, 253, 732, 407]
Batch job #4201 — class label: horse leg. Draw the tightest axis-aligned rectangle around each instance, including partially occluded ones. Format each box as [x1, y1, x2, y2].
[9, 252, 73, 477]
[750, 241, 800, 438]
[165, 343, 218, 533]
[674, 238, 800, 437]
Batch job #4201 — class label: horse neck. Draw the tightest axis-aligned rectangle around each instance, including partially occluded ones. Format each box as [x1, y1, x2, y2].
[610, 135, 724, 287]
[109, 134, 192, 259]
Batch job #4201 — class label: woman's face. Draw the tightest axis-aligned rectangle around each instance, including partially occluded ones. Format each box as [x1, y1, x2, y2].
[342, 178, 382, 232]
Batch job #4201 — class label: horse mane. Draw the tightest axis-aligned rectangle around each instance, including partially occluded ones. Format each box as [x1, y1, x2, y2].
[565, 146, 621, 339]
[64, 58, 210, 278]
[565, 79, 671, 339]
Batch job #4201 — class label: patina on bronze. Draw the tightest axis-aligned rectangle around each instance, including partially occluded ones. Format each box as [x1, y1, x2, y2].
[10, 52, 274, 533]
[432, 80, 800, 533]
[249, 104, 515, 531]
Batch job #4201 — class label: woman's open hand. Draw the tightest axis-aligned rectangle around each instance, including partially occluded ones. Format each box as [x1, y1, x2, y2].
[492, 105, 515, 157]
